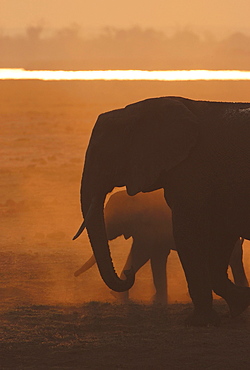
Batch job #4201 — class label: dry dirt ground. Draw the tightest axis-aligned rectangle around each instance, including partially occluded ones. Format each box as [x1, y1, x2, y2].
[1, 80, 250, 369]
[1, 301, 250, 370]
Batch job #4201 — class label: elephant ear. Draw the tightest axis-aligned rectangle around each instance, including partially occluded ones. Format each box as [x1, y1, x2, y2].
[125, 98, 199, 195]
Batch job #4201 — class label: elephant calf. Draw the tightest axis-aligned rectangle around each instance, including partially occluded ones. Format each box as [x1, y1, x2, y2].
[75, 190, 248, 304]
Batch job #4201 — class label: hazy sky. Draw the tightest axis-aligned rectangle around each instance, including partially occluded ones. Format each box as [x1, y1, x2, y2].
[2, 0, 250, 36]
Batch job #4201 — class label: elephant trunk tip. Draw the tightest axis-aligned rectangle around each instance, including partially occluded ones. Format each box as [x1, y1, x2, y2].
[124, 267, 134, 279]
[114, 267, 135, 292]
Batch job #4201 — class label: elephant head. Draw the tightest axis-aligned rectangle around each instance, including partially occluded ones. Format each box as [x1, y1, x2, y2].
[74, 97, 198, 293]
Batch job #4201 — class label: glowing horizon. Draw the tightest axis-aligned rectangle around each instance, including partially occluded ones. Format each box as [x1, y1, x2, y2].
[1, 68, 250, 81]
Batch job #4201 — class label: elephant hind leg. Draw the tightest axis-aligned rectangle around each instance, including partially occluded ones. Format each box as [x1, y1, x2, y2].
[229, 238, 248, 287]
[210, 235, 250, 318]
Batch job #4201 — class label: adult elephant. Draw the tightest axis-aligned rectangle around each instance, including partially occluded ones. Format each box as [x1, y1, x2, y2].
[74, 96, 250, 326]
[74, 190, 248, 304]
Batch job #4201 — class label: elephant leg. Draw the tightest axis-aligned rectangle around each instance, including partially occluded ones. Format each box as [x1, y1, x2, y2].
[172, 210, 218, 326]
[229, 238, 248, 287]
[111, 241, 151, 302]
[129, 239, 152, 273]
[176, 244, 217, 326]
[209, 235, 250, 318]
[150, 247, 169, 305]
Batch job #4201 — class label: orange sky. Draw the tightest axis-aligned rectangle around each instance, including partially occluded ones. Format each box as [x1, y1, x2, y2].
[2, 0, 250, 36]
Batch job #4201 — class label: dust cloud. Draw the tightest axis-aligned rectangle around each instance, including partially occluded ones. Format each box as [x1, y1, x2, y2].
[1, 79, 250, 310]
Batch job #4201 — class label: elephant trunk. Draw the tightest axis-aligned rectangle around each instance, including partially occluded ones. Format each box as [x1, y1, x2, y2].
[81, 191, 135, 292]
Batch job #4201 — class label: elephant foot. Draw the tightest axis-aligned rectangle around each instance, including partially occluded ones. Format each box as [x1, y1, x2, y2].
[152, 294, 168, 305]
[110, 290, 129, 303]
[185, 309, 221, 327]
[227, 287, 250, 318]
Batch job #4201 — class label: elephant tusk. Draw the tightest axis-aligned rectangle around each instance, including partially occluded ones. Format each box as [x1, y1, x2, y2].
[74, 254, 96, 276]
[72, 220, 86, 240]
[72, 198, 98, 240]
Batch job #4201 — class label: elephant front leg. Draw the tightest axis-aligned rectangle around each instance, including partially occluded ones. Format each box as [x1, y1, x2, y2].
[150, 246, 169, 305]
[177, 247, 219, 326]
[173, 213, 219, 326]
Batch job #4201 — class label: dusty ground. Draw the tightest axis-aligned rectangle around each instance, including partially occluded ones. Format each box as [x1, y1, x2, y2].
[1, 301, 250, 369]
[1, 79, 250, 368]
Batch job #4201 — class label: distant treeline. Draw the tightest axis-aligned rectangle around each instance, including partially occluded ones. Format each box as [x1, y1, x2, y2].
[1, 25, 250, 70]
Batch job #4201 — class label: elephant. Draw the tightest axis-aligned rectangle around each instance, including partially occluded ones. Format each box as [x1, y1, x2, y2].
[73, 96, 250, 326]
[74, 190, 248, 304]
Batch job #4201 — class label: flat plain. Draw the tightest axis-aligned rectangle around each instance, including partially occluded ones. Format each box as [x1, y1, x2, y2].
[1, 79, 250, 369]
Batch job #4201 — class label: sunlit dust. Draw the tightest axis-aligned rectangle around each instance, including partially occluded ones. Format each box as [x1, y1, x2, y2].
[2, 68, 250, 81]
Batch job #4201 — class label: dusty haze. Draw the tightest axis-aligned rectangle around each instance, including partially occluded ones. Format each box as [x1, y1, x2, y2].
[1, 79, 250, 310]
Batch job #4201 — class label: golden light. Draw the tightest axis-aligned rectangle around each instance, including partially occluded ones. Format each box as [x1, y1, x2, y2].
[1, 68, 250, 81]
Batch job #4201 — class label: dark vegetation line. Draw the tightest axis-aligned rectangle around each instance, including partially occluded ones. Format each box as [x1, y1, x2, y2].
[1, 25, 250, 70]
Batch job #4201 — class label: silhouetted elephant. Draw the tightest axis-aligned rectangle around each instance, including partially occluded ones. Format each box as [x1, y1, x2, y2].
[74, 190, 248, 304]
[74, 96, 250, 325]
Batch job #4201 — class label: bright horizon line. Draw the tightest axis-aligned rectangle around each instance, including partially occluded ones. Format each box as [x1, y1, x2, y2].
[1, 68, 250, 81]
